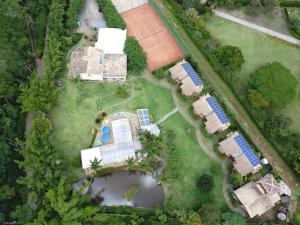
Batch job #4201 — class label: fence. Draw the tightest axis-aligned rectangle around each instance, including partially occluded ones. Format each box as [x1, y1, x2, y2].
[148, 0, 189, 55]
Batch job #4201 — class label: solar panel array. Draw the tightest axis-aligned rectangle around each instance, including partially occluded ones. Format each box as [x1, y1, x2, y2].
[206, 96, 229, 124]
[234, 134, 260, 166]
[182, 62, 203, 86]
[137, 109, 151, 127]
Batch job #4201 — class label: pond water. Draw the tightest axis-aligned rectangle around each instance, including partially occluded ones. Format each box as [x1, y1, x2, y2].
[74, 171, 165, 208]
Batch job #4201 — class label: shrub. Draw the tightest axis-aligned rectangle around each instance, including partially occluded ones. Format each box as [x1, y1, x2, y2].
[97, 0, 126, 29]
[66, 0, 84, 30]
[153, 68, 165, 80]
[197, 174, 214, 192]
[215, 45, 245, 71]
[124, 37, 147, 73]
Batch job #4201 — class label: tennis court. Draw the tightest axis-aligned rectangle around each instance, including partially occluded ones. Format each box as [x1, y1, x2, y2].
[121, 4, 184, 71]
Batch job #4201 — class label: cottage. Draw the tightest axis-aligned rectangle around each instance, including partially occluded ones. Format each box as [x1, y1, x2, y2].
[234, 174, 282, 218]
[193, 94, 214, 117]
[219, 131, 261, 175]
[169, 61, 203, 96]
[69, 28, 127, 82]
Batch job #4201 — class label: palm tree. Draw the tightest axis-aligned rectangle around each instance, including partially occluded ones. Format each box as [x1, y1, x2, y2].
[126, 157, 135, 169]
[89, 157, 102, 176]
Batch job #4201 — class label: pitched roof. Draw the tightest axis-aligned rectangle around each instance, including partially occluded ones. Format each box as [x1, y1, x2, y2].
[181, 62, 203, 86]
[206, 96, 229, 124]
[234, 174, 281, 218]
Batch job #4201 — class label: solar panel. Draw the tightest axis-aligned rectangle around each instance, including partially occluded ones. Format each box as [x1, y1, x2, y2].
[234, 134, 260, 166]
[182, 62, 203, 86]
[206, 96, 229, 124]
[137, 109, 151, 127]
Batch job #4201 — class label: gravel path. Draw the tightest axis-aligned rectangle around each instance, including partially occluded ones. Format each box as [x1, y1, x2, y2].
[214, 10, 300, 47]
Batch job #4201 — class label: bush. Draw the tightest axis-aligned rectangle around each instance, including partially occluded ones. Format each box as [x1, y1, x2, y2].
[153, 68, 165, 80]
[66, 0, 84, 30]
[97, 0, 126, 29]
[124, 37, 147, 73]
[215, 45, 245, 71]
[115, 86, 129, 98]
[197, 174, 214, 192]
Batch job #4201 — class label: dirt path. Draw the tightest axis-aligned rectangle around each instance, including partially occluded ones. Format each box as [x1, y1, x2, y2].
[213, 10, 300, 46]
[142, 71, 243, 213]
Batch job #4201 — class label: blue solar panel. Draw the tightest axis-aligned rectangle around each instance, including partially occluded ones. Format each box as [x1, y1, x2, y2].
[137, 109, 151, 126]
[234, 134, 260, 166]
[206, 96, 229, 124]
[182, 62, 203, 86]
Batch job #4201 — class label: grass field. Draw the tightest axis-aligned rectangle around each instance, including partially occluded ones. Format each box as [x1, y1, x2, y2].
[206, 16, 300, 131]
[50, 75, 226, 210]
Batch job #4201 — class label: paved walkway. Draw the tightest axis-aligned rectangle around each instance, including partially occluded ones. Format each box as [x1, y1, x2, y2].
[155, 108, 178, 125]
[214, 10, 300, 47]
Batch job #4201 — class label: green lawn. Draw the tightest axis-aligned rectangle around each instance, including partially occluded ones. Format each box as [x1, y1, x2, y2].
[50, 75, 226, 210]
[206, 16, 300, 131]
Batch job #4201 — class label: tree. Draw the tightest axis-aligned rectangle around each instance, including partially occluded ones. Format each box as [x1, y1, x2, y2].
[179, 211, 203, 225]
[216, 45, 245, 71]
[198, 203, 221, 225]
[124, 37, 147, 73]
[29, 178, 101, 225]
[18, 74, 56, 113]
[248, 62, 297, 108]
[89, 157, 102, 175]
[197, 174, 214, 192]
[229, 172, 244, 189]
[247, 89, 270, 109]
[66, 0, 84, 30]
[222, 212, 247, 225]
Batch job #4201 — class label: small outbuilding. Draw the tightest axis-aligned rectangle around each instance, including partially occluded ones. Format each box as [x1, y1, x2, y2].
[137, 109, 160, 137]
[234, 174, 282, 218]
[219, 131, 261, 175]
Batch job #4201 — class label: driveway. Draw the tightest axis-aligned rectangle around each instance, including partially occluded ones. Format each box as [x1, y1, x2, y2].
[78, 0, 107, 36]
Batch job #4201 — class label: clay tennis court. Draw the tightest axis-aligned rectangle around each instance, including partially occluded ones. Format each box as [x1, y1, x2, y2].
[121, 4, 184, 71]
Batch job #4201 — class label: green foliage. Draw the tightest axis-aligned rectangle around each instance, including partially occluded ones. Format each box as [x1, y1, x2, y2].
[153, 68, 166, 80]
[124, 37, 147, 73]
[199, 203, 221, 225]
[66, 0, 84, 30]
[229, 172, 244, 189]
[247, 89, 270, 109]
[29, 178, 100, 225]
[222, 212, 247, 225]
[115, 86, 130, 98]
[89, 157, 102, 175]
[179, 211, 202, 225]
[248, 62, 297, 108]
[197, 174, 215, 192]
[18, 75, 56, 113]
[216, 45, 245, 71]
[97, 0, 126, 29]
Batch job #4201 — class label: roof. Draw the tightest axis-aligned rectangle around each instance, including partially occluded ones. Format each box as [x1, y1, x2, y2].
[111, 118, 133, 144]
[181, 62, 203, 86]
[192, 94, 213, 117]
[205, 112, 228, 134]
[95, 28, 127, 54]
[219, 132, 261, 175]
[206, 96, 229, 124]
[81, 147, 102, 169]
[169, 62, 188, 82]
[234, 174, 281, 218]
[69, 47, 127, 79]
[137, 109, 151, 127]
[234, 134, 260, 167]
[180, 76, 202, 96]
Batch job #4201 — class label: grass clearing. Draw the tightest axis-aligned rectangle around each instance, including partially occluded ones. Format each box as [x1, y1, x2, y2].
[206, 16, 300, 131]
[50, 75, 226, 210]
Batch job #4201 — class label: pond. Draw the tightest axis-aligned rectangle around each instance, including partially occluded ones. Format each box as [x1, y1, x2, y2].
[74, 171, 165, 208]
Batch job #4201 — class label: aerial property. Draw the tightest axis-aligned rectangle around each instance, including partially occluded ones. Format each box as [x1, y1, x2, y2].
[69, 28, 127, 82]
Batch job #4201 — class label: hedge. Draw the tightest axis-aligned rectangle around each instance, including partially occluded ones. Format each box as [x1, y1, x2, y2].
[124, 37, 147, 73]
[96, 0, 126, 29]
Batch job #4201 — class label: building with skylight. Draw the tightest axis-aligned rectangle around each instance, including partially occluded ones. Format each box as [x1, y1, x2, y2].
[219, 131, 262, 175]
